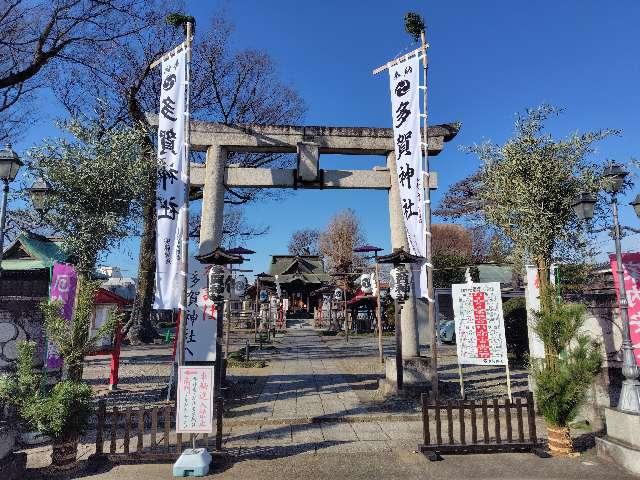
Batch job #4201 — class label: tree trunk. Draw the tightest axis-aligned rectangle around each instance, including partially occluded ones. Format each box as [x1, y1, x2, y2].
[126, 161, 157, 344]
[535, 256, 551, 311]
[125, 66, 158, 345]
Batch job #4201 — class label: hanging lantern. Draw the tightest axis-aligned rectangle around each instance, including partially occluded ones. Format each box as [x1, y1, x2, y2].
[234, 275, 248, 298]
[207, 266, 225, 302]
[389, 265, 411, 304]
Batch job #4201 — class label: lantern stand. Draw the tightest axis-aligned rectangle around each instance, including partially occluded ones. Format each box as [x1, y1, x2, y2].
[353, 245, 385, 363]
[197, 247, 243, 451]
[377, 248, 425, 391]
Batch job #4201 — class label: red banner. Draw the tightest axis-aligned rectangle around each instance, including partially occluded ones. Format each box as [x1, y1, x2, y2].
[610, 253, 640, 365]
[472, 292, 492, 359]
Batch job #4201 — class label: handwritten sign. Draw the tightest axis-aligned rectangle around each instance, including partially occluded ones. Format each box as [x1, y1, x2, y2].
[452, 282, 508, 366]
[176, 366, 214, 433]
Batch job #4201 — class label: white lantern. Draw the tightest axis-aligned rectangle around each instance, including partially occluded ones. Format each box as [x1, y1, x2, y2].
[234, 275, 248, 298]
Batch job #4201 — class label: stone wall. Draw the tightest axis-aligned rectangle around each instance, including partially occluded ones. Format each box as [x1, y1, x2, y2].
[0, 297, 47, 371]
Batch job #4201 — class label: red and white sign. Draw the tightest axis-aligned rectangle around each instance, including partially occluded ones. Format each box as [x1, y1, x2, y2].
[452, 282, 508, 366]
[176, 366, 214, 433]
[610, 253, 640, 365]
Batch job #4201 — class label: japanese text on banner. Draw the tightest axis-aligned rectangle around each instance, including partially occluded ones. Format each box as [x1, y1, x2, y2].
[452, 282, 508, 366]
[184, 258, 216, 361]
[388, 55, 427, 297]
[154, 49, 188, 309]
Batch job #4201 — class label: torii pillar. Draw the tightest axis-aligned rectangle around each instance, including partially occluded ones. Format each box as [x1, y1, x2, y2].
[189, 121, 459, 362]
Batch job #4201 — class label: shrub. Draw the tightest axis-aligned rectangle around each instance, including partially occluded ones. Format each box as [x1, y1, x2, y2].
[502, 297, 529, 362]
[530, 291, 602, 427]
[23, 381, 93, 441]
[0, 340, 93, 441]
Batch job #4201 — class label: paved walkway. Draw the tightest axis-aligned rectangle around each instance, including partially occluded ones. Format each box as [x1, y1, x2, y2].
[221, 320, 541, 456]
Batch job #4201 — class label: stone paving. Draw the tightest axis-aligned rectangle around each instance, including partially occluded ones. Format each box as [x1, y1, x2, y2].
[81, 317, 538, 457]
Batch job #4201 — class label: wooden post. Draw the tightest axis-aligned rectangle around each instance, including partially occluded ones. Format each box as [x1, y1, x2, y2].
[214, 297, 225, 451]
[109, 319, 122, 390]
[96, 401, 105, 456]
[420, 26, 438, 399]
[224, 265, 233, 358]
[505, 362, 513, 403]
[375, 257, 384, 363]
[395, 299, 403, 390]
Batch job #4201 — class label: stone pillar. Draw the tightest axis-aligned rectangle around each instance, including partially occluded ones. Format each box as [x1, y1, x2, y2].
[387, 152, 420, 358]
[199, 145, 226, 256]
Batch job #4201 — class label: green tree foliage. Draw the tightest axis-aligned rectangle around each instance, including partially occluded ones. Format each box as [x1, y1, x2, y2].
[469, 105, 615, 296]
[432, 253, 478, 288]
[530, 291, 602, 427]
[502, 297, 529, 363]
[29, 120, 146, 275]
[41, 280, 119, 382]
[0, 341, 92, 441]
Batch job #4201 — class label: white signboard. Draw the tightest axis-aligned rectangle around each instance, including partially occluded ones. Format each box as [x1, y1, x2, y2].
[184, 259, 216, 361]
[388, 54, 427, 297]
[452, 282, 508, 366]
[154, 49, 188, 309]
[176, 366, 214, 433]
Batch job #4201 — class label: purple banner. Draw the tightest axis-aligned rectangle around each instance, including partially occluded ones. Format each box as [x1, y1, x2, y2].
[46, 262, 78, 369]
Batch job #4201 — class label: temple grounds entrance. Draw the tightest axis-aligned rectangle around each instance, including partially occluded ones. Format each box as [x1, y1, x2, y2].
[192, 121, 460, 361]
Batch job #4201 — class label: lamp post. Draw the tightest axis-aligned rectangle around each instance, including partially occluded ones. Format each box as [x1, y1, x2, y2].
[378, 247, 425, 391]
[572, 163, 640, 413]
[28, 176, 51, 213]
[0, 144, 23, 280]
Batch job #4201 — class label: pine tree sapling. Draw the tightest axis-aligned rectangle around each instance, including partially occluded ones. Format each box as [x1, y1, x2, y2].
[0, 341, 44, 424]
[41, 280, 119, 382]
[530, 290, 602, 454]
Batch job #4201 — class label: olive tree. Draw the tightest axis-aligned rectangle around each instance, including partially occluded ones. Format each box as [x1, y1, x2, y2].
[453, 105, 615, 303]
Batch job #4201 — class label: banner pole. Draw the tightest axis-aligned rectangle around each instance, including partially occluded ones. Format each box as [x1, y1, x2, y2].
[176, 21, 192, 368]
[420, 27, 438, 399]
[458, 361, 465, 399]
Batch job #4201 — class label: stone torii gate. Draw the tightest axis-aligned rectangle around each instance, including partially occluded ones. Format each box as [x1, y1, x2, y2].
[192, 121, 459, 359]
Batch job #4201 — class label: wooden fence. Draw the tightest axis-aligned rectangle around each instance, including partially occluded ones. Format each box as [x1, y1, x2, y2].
[420, 393, 542, 459]
[93, 401, 216, 460]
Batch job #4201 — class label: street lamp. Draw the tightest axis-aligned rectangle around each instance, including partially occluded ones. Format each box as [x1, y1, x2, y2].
[28, 176, 51, 212]
[378, 247, 425, 391]
[572, 163, 640, 413]
[0, 144, 23, 279]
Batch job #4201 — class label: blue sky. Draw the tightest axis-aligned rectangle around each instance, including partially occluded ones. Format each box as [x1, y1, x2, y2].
[11, 0, 640, 278]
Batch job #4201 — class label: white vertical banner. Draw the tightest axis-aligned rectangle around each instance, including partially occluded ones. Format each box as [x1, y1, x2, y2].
[184, 258, 216, 361]
[388, 55, 427, 297]
[154, 49, 188, 309]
